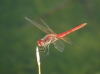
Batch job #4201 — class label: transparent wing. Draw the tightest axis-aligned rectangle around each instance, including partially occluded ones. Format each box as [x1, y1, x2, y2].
[40, 19, 55, 34]
[60, 37, 74, 45]
[25, 17, 53, 34]
[60, 37, 76, 46]
[54, 39, 64, 52]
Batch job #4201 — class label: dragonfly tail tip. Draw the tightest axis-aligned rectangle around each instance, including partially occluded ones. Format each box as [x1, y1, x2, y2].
[84, 23, 87, 25]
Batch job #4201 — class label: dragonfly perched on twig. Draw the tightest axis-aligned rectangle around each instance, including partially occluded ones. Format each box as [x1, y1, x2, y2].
[25, 17, 87, 57]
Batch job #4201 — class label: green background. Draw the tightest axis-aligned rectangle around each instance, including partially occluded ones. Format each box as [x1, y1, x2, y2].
[0, 0, 100, 74]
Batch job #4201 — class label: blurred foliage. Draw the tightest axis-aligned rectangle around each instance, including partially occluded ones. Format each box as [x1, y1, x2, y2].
[0, 0, 100, 74]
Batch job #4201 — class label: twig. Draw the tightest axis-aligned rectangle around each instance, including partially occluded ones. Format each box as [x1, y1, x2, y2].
[36, 46, 41, 74]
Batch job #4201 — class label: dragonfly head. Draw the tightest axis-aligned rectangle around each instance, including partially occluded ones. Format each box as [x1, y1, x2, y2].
[37, 39, 44, 47]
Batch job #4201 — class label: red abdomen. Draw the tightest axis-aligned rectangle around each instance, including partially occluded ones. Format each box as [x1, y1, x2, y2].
[57, 23, 87, 38]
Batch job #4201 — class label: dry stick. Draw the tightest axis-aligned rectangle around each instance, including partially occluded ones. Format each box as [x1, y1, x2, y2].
[36, 46, 41, 74]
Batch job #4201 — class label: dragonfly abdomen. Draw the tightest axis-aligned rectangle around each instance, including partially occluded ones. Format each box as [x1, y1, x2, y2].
[57, 23, 87, 38]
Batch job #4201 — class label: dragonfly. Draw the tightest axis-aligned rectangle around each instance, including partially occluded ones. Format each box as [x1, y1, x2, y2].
[25, 17, 87, 57]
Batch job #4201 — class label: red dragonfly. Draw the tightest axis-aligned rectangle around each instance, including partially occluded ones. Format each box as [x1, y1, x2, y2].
[25, 17, 87, 55]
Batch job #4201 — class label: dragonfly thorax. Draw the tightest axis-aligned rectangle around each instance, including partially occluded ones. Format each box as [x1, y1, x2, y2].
[37, 34, 58, 47]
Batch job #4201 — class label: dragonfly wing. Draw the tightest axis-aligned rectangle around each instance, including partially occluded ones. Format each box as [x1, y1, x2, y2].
[54, 39, 64, 52]
[25, 17, 51, 34]
[40, 19, 56, 34]
[60, 37, 75, 46]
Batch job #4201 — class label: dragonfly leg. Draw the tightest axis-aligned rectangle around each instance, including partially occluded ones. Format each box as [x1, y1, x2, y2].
[40, 45, 50, 59]
[38, 46, 46, 52]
